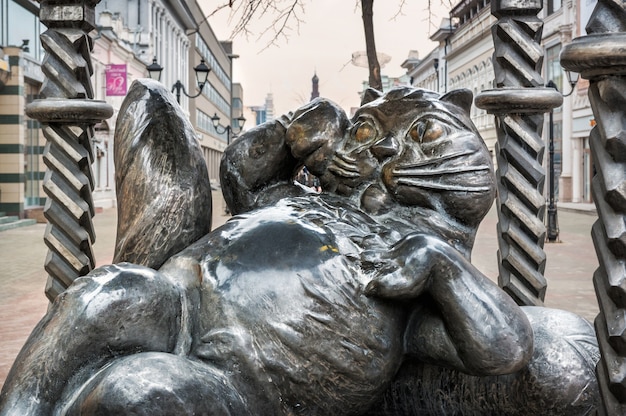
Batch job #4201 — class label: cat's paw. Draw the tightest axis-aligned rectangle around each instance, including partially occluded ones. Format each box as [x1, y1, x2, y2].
[365, 269, 430, 300]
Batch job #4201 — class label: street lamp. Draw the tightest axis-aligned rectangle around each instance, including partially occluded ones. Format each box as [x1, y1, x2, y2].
[545, 70, 579, 242]
[146, 57, 163, 81]
[146, 57, 211, 103]
[211, 113, 246, 145]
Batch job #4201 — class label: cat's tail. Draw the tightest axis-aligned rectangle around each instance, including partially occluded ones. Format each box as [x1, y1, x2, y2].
[112, 79, 212, 269]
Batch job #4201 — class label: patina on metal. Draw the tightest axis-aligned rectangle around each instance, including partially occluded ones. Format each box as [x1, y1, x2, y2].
[561, 1, 626, 414]
[475, 0, 562, 307]
[24, 0, 113, 302]
[0, 80, 598, 415]
[112, 79, 213, 270]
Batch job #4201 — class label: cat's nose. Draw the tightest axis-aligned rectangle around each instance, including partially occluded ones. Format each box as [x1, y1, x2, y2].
[370, 136, 397, 162]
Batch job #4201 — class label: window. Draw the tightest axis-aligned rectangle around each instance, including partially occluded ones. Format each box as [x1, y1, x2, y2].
[196, 110, 228, 141]
[202, 82, 230, 116]
[545, 44, 563, 92]
[195, 36, 231, 90]
[1, 0, 44, 61]
[547, 0, 562, 15]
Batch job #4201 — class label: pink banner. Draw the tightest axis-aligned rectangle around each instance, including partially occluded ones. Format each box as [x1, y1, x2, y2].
[105, 64, 127, 96]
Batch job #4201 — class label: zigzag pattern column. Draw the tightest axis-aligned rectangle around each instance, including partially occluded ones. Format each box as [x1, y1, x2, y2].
[561, 1, 626, 413]
[475, 0, 562, 306]
[25, 0, 112, 302]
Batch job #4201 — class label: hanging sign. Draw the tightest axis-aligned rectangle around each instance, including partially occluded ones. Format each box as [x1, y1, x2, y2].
[105, 64, 127, 96]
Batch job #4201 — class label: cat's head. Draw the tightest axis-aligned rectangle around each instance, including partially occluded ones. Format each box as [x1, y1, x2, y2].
[332, 87, 495, 230]
[287, 86, 495, 233]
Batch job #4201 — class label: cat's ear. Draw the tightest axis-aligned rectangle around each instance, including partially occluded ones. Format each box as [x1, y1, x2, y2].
[440, 89, 473, 116]
[361, 88, 383, 105]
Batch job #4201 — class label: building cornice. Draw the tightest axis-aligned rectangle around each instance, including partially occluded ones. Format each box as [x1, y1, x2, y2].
[168, 0, 196, 31]
[431, 19, 455, 42]
[446, 28, 491, 61]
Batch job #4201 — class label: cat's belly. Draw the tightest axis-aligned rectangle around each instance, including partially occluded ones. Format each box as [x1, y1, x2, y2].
[171, 202, 405, 414]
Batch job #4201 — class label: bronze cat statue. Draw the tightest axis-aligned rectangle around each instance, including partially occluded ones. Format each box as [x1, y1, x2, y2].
[0, 80, 597, 415]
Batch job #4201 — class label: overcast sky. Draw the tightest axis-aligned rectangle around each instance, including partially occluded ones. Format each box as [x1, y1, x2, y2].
[198, 1, 452, 117]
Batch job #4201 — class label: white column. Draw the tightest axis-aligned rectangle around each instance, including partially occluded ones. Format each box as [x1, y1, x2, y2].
[571, 136, 582, 202]
[107, 136, 112, 190]
[561, 91, 573, 181]
[149, 1, 154, 59]
[159, 9, 164, 79]
[559, 2, 575, 202]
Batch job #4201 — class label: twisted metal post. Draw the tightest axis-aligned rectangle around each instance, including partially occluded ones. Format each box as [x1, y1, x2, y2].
[475, 0, 562, 307]
[25, 0, 113, 302]
[561, 1, 626, 413]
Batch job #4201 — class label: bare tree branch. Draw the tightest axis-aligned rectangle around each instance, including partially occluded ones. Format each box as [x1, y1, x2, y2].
[390, 0, 408, 20]
[203, 0, 449, 88]
[257, 0, 304, 49]
[291, 90, 308, 106]
[209, 0, 306, 50]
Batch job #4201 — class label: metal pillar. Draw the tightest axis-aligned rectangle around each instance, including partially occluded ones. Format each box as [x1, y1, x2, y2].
[26, 0, 113, 302]
[475, 0, 562, 306]
[561, 1, 626, 413]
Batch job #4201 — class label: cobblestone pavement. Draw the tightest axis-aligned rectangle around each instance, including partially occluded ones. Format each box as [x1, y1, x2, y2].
[0, 197, 599, 389]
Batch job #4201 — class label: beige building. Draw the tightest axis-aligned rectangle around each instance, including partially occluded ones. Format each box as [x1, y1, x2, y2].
[0, 0, 244, 216]
[91, 0, 244, 203]
[90, 13, 155, 209]
[0, 0, 45, 218]
[405, 0, 595, 204]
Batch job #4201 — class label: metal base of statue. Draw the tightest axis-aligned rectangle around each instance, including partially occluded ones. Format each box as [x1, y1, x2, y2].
[0, 81, 599, 415]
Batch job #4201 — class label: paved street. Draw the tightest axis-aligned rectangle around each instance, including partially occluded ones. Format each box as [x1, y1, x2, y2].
[0, 197, 599, 390]
[472, 204, 599, 322]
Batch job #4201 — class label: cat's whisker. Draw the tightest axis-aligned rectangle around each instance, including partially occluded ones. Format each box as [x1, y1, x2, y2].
[393, 165, 492, 177]
[332, 161, 359, 173]
[398, 150, 475, 168]
[325, 151, 361, 179]
[396, 178, 493, 192]
[334, 152, 357, 165]
[331, 154, 360, 172]
[328, 164, 361, 178]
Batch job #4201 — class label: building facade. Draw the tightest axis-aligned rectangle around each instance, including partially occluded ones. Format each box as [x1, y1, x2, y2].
[406, 0, 595, 204]
[92, 0, 242, 201]
[94, 0, 243, 198]
[0, 0, 45, 217]
[187, 0, 240, 184]
[249, 93, 275, 126]
[90, 11, 154, 209]
[0, 0, 243, 217]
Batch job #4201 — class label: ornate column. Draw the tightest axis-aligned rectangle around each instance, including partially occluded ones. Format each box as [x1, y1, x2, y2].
[561, 2, 626, 414]
[25, 0, 113, 302]
[476, 0, 562, 306]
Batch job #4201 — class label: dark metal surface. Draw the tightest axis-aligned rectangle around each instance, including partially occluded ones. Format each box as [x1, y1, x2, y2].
[561, 1, 626, 414]
[24, 0, 113, 302]
[475, 0, 561, 307]
[368, 307, 599, 415]
[0, 84, 599, 415]
[113, 80, 212, 269]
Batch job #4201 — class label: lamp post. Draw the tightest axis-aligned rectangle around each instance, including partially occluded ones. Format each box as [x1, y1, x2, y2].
[146, 57, 210, 103]
[211, 113, 246, 145]
[546, 71, 579, 242]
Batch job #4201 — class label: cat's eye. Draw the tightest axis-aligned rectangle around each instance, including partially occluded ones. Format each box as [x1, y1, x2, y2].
[353, 121, 376, 143]
[409, 119, 447, 143]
